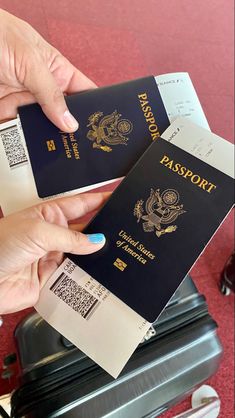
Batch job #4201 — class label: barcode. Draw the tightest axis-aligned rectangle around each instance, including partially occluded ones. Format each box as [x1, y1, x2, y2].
[0, 125, 28, 169]
[50, 272, 100, 320]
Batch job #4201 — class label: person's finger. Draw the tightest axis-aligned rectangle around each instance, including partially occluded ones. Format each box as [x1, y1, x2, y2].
[23, 58, 79, 132]
[0, 263, 40, 314]
[37, 192, 111, 222]
[68, 222, 87, 231]
[38, 251, 64, 285]
[0, 91, 36, 119]
[32, 220, 106, 255]
[64, 63, 97, 94]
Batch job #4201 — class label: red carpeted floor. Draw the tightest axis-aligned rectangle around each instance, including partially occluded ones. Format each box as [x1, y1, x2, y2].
[0, 0, 234, 417]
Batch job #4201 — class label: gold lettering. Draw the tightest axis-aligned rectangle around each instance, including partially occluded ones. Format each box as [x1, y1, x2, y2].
[159, 155, 217, 194]
[151, 132, 160, 140]
[178, 166, 187, 176]
[191, 174, 201, 184]
[172, 163, 181, 172]
[119, 230, 139, 247]
[117, 230, 156, 264]
[116, 240, 125, 248]
[62, 135, 72, 159]
[207, 183, 217, 193]
[160, 155, 169, 165]
[146, 117, 155, 124]
[72, 142, 80, 160]
[138, 93, 147, 100]
[165, 160, 173, 169]
[138, 92, 160, 140]
[183, 169, 193, 179]
[137, 244, 155, 259]
[149, 124, 158, 132]
[69, 133, 76, 142]
[143, 109, 152, 116]
[198, 178, 208, 190]
[139, 100, 148, 107]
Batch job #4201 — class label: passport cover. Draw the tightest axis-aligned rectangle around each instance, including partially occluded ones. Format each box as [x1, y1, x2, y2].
[19, 76, 169, 197]
[68, 138, 234, 322]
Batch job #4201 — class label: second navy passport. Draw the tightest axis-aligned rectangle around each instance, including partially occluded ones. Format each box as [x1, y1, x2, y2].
[19, 76, 169, 197]
[68, 138, 234, 323]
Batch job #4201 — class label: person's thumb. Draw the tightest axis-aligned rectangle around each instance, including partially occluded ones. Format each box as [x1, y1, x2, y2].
[35, 221, 106, 255]
[23, 59, 79, 132]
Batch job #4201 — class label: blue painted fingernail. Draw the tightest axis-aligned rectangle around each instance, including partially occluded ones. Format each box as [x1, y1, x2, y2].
[86, 233, 105, 244]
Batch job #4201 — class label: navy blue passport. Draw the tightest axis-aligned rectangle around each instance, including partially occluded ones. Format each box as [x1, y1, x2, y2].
[68, 138, 234, 322]
[19, 76, 169, 197]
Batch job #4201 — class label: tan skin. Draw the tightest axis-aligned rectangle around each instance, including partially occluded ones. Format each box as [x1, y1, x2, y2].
[0, 8, 96, 130]
[0, 10, 107, 314]
[0, 193, 109, 314]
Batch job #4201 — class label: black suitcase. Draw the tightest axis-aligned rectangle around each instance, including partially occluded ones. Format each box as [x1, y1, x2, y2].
[220, 251, 235, 295]
[11, 276, 222, 418]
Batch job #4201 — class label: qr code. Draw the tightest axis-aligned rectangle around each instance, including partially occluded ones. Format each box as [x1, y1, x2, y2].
[50, 272, 100, 319]
[0, 125, 28, 169]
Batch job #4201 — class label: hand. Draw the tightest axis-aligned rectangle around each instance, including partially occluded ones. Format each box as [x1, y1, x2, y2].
[0, 8, 96, 131]
[0, 193, 108, 314]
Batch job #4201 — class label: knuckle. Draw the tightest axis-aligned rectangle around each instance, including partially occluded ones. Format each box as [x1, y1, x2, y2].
[70, 230, 83, 245]
[23, 49, 41, 75]
[53, 87, 64, 104]
[77, 194, 90, 215]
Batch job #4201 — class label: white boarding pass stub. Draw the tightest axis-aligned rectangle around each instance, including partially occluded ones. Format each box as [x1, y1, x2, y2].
[0, 118, 40, 215]
[35, 258, 151, 378]
[155, 72, 210, 131]
[161, 117, 234, 178]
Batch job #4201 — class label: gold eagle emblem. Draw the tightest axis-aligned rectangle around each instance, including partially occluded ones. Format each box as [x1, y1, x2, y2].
[134, 188, 186, 237]
[86, 110, 133, 152]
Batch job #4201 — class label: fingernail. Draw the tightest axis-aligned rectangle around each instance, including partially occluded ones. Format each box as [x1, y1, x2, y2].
[63, 110, 79, 131]
[86, 233, 105, 244]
